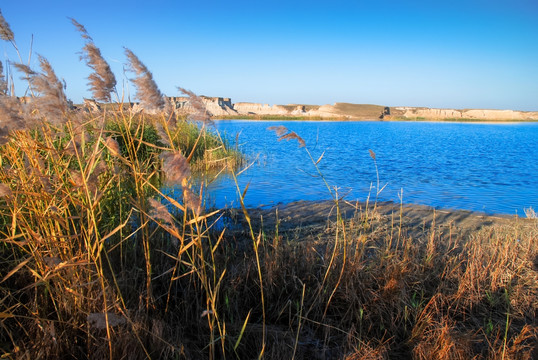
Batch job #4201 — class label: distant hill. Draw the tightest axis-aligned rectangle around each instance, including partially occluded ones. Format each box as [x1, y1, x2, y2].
[331, 103, 388, 119]
[153, 96, 538, 121]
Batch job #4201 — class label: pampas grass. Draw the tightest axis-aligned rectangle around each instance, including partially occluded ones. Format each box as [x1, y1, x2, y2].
[268, 125, 306, 147]
[103, 136, 121, 157]
[13, 56, 68, 123]
[160, 150, 191, 185]
[0, 9, 14, 42]
[178, 87, 211, 123]
[0, 182, 12, 198]
[71, 18, 117, 103]
[125, 48, 165, 112]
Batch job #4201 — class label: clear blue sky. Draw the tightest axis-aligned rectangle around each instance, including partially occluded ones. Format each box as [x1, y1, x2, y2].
[2, 0, 538, 110]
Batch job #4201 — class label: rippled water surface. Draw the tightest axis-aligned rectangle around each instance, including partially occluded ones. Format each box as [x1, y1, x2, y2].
[202, 120, 538, 215]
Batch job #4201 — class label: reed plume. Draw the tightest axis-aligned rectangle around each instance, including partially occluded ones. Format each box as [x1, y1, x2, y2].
[0, 59, 25, 143]
[268, 126, 305, 147]
[124, 48, 165, 111]
[160, 150, 191, 185]
[0, 64, 25, 143]
[0, 9, 14, 42]
[267, 125, 288, 137]
[148, 198, 175, 226]
[14, 56, 68, 123]
[103, 136, 121, 157]
[71, 18, 117, 102]
[0, 99, 24, 142]
[87, 313, 126, 329]
[183, 187, 201, 216]
[280, 132, 306, 147]
[178, 87, 211, 123]
[0, 182, 12, 198]
[69, 18, 92, 41]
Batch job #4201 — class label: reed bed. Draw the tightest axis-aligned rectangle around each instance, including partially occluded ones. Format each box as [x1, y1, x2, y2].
[1, 9, 537, 359]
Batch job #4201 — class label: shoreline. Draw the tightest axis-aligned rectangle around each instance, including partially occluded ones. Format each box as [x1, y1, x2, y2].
[228, 199, 533, 236]
[212, 115, 538, 123]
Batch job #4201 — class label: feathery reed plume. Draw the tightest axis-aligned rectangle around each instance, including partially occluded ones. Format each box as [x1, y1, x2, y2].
[148, 198, 175, 226]
[0, 96, 25, 143]
[14, 56, 68, 123]
[268, 126, 306, 147]
[12, 62, 35, 79]
[71, 19, 117, 102]
[103, 136, 121, 157]
[0, 60, 7, 95]
[183, 187, 202, 216]
[69, 18, 92, 41]
[178, 87, 211, 123]
[87, 313, 126, 329]
[0, 10, 14, 42]
[0, 183, 12, 198]
[267, 125, 288, 137]
[70, 170, 84, 188]
[160, 150, 191, 186]
[369, 149, 376, 160]
[124, 48, 164, 111]
[279, 132, 306, 147]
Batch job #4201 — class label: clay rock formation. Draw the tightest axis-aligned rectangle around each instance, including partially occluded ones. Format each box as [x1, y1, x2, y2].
[400, 107, 538, 121]
[168, 96, 237, 116]
[233, 102, 289, 116]
[164, 95, 538, 121]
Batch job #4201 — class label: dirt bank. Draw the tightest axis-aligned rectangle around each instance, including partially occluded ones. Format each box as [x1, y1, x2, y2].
[228, 200, 534, 239]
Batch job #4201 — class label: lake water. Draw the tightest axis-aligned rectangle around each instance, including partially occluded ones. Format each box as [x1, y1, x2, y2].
[201, 120, 538, 216]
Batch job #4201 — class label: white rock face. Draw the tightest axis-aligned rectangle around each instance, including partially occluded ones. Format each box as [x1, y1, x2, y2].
[403, 108, 538, 120]
[168, 96, 237, 116]
[164, 96, 538, 121]
[233, 103, 289, 115]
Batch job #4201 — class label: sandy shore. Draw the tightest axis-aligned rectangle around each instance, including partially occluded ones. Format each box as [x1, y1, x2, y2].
[227, 200, 534, 239]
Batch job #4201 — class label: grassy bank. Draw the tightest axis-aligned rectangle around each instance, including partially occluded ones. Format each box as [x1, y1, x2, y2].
[1, 10, 537, 360]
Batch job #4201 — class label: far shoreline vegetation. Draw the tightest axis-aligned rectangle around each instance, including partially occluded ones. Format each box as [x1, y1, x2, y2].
[1, 10, 537, 360]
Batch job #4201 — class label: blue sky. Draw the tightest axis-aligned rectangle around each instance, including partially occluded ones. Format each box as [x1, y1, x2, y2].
[1, 0, 538, 110]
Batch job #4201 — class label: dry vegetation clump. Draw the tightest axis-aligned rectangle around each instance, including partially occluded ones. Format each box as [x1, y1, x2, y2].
[220, 204, 537, 359]
[0, 9, 537, 360]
